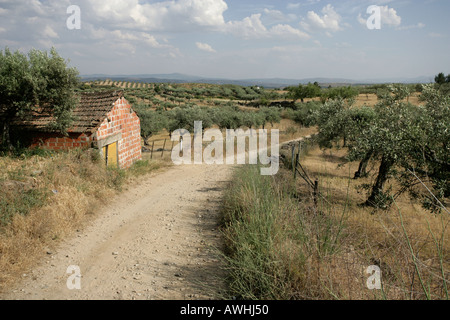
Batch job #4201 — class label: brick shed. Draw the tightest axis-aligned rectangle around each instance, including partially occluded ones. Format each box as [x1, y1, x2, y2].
[5, 91, 142, 169]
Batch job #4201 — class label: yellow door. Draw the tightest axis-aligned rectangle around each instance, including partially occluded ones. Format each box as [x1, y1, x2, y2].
[102, 142, 118, 168]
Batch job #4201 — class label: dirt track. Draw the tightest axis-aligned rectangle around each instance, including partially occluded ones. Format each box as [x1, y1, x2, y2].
[1, 163, 235, 300]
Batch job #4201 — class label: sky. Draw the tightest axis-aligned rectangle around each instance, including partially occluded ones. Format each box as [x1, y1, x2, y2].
[0, 0, 449, 80]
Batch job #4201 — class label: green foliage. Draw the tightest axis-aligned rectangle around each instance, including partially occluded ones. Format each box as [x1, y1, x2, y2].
[133, 104, 168, 144]
[321, 86, 359, 102]
[165, 105, 214, 133]
[210, 106, 243, 130]
[260, 107, 281, 128]
[287, 82, 321, 103]
[291, 101, 322, 127]
[315, 84, 449, 210]
[221, 165, 347, 299]
[435, 72, 449, 85]
[221, 165, 292, 299]
[433, 73, 450, 95]
[0, 47, 79, 145]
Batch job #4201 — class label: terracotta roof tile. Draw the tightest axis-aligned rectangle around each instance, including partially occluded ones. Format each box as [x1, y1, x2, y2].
[3, 91, 123, 133]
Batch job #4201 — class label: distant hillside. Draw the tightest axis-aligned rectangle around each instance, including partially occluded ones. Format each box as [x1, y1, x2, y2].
[81, 73, 433, 88]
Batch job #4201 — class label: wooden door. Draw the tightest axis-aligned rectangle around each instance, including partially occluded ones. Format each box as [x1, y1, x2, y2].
[102, 142, 118, 168]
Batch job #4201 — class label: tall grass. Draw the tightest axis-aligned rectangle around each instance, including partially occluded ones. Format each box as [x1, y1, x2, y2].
[220, 145, 449, 300]
[220, 164, 350, 299]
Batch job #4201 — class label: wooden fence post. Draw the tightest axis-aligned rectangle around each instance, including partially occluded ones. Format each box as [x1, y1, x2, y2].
[151, 141, 155, 159]
[291, 145, 295, 174]
[161, 139, 166, 158]
[313, 179, 319, 208]
[298, 141, 302, 159]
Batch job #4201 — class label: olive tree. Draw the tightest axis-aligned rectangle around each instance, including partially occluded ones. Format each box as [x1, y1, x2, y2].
[134, 104, 168, 145]
[0, 47, 79, 148]
[260, 107, 281, 129]
[314, 83, 448, 210]
[287, 82, 321, 103]
[348, 84, 448, 208]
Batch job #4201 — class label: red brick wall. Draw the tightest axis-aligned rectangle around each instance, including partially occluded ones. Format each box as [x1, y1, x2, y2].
[28, 97, 142, 169]
[29, 132, 93, 150]
[96, 97, 142, 169]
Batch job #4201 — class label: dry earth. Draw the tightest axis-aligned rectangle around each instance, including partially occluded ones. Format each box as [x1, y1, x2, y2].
[0, 163, 235, 300]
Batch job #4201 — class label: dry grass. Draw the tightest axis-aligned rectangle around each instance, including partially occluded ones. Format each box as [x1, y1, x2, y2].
[290, 146, 449, 299]
[221, 142, 448, 300]
[353, 93, 421, 107]
[0, 149, 170, 292]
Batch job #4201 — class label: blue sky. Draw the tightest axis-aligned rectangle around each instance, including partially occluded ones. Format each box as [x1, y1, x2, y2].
[0, 0, 449, 80]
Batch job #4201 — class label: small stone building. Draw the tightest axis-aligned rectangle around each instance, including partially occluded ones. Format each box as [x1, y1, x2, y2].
[5, 91, 142, 169]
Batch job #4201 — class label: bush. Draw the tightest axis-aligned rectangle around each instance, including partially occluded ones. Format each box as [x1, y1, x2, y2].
[292, 101, 322, 127]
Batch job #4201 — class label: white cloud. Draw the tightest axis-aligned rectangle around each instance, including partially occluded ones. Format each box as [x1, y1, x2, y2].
[264, 9, 286, 21]
[196, 42, 216, 53]
[380, 6, 402, 27]
[226, 13, 309, 40]
[226, 14, 267, 39]
[357, 14, 366, 26]
[429, 32, 445, 38]
[270, 24, 310, 40]
[89, 0, 228, 32]
[0, 0, 313, 62]
[287, 3, 301, 10]
[287, 0, 320, 10]
[42, 25, 58, 38]
[396, 22, 425, 31]
[86, 0, 307, 40]
[300, 4, 343, 33]
[263, 8, 297, 23]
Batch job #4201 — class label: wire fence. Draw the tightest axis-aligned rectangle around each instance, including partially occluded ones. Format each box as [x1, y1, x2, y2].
[143, 138, 174, 159]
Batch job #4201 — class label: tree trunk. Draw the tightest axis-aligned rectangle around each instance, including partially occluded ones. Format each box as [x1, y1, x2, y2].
[365, 155, 394, 207]
[1, 121, 13, 150]
[143, 135, 151, 146]
[354, 151, 372, 179]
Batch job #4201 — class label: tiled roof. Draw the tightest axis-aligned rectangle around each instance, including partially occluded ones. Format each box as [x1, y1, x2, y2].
[4, 91, 123, 133]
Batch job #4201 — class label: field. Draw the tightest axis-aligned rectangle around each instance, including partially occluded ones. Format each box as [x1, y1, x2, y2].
[1, 80, 448, 300]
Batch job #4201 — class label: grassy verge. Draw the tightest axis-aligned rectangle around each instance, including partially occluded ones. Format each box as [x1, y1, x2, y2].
[0, 147, 170, 291]
[220, 164, 350, 299]
[220, 146, 449, 300]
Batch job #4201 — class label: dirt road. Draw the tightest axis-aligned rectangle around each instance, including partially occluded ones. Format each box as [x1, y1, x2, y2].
[1, 163, 235, 300]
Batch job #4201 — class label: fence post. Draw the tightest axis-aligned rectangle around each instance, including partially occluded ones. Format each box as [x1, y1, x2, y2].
[151, 141, 155, 160]
[291, 145, 295, 174]
[298, 141, 302, 159]
[313, 179, 319, 209]
[294, 152, 299, 180]
[161, 139, 166, 158]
